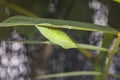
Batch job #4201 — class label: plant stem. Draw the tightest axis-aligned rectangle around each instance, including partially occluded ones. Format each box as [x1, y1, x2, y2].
[36, 71, 101, 79]
[103, 35, 120, 80]
[0, 0, 38, 17]
[94, 33, 114, 80]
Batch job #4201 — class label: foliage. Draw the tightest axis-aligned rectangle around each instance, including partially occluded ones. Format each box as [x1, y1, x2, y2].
[0, 0, 120, 80]
[114, 0, 120, 3]
[0, 15, 120, 80]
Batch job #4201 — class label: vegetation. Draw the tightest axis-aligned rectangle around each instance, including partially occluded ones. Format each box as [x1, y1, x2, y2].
[0, 0, 120, 80]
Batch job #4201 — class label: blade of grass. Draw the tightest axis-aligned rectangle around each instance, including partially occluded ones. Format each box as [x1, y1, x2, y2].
[0, 16, 118, 35]
[36, 71, 101, 79]
[94, 33, 114, 80]
[103, 33, 120, 80]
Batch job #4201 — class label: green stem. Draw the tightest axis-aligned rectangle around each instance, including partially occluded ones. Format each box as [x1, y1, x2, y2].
[103, 36, 120, 80]
[94, 33, 114, 80]
[0, 0, 38, 17]
[36, 71, 101, 79]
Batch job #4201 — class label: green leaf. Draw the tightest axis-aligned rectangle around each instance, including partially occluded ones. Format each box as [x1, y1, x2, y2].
[76, 44, 108, 51]
[36, 71, 101, 79]
[114, 0, 120, 3]
[36, 26, 77, 49]
[0, 16, 118, 34]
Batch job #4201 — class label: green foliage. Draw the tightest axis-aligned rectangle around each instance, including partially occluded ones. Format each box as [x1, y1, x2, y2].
[0, 15, 120, 80]
[1, 16, 118, 34]
[114, 0, 120, 3]
[0, 0, 120, 80]
[0, 16, 111, 51]
[94, 33, 114, 80]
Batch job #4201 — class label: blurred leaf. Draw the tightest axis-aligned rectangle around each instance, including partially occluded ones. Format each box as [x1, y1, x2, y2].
[114, 0, 120, 3]
[0, 0, 38, 17]
[0, 16, 118, 35]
